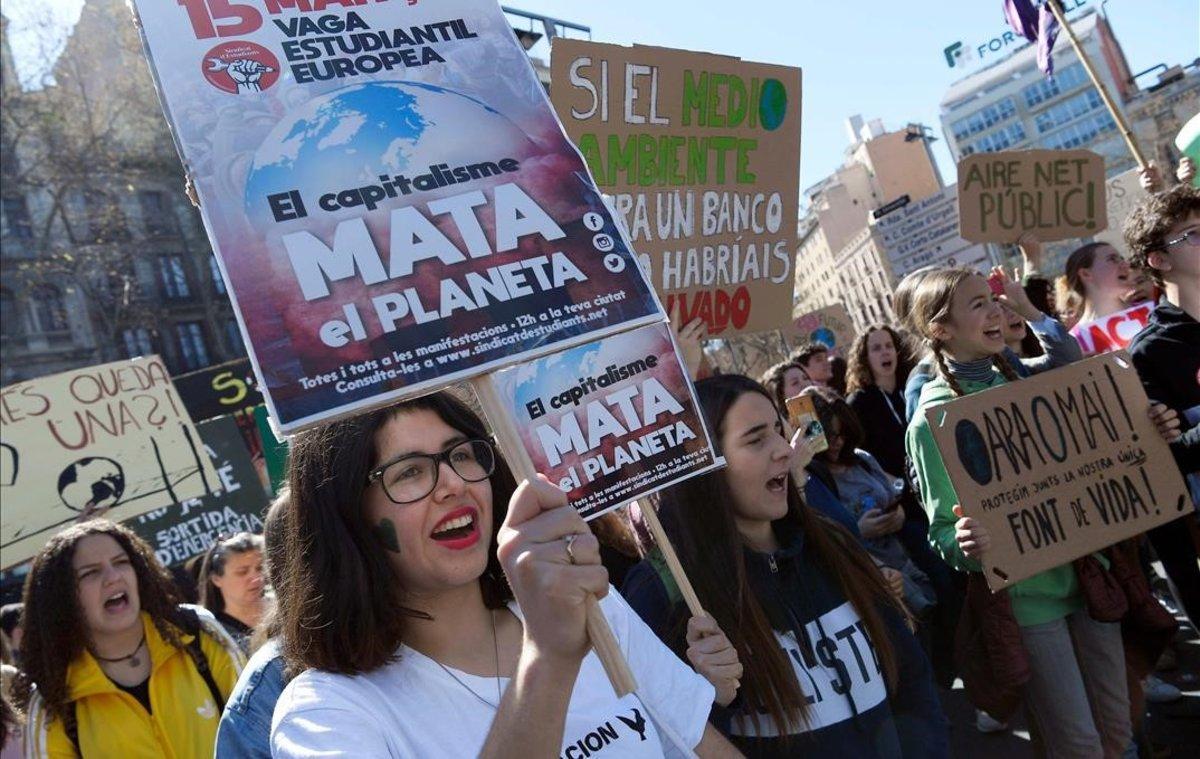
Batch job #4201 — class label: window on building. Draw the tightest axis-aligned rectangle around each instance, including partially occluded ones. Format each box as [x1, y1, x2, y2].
[1034, 88, 1104, 134]
[0, 288, 20, 337]
[1021, 62, 1089, 108]
[176, 321, 210, 370]
[121, 327, 154, 358]
[1, 196, 33, 239]
[208, 255, 227, 295]
[960, 122, 1028, 156]
[138, 191, 177, 236]
[82, 191, 130, 243]
[158, 255, 191, 300]
[28, 284, 68, 333]
[1043, 112, 1118, 150]
[223, 319, 244, 354]
[951, 97, 1018, 141]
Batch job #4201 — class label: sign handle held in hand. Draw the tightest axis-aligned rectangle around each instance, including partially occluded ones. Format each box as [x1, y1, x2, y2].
[471, 374, 638, 698]
[634, 500, 705, 618]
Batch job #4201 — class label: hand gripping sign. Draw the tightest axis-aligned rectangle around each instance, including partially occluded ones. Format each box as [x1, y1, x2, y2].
[130, 0, 661, 436]
[925, 353, 1190, 590]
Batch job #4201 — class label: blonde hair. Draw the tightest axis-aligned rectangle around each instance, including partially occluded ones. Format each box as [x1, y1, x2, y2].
[908, 267, 1019, 396]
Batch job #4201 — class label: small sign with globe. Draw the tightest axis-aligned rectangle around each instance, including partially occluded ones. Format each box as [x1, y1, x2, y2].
[0, 356, 218, 567]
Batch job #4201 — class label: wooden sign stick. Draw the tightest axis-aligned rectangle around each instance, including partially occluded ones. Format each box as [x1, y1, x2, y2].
[471, 374, 638, 697]
[634, 500, 705, 618]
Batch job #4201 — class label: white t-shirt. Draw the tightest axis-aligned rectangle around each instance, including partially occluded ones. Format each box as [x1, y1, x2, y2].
[271, 589, 714, 757]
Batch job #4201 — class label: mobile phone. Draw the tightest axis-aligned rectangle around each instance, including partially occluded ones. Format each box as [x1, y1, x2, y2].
[785, 394, 828, 454]
[987, 271, 1006, 296]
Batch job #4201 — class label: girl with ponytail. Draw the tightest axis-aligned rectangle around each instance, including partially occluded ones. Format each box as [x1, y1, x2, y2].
[903, 266, 1181, 758]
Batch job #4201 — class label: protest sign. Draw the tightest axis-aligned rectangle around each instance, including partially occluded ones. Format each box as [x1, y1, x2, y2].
[790, 303, 856, 357]
[1069, 301, 1154, 356]
[551, 40, 802, 337]
[129, 415, 269, 568]
[958, 149, 1107, 243]
[925, 352, 1190, 590]
[0, 356, 219, 567]
[1092, 168, 1147, 258]
[488, 323, 719, 520]
[172, 358, 264, 423]
[131, 0, 661, 434]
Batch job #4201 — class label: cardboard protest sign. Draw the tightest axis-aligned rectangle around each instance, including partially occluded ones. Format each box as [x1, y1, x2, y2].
[790, 303, 856, 357]
[925, 352, 1190, 589]
[131, 0, 661, 435]
[958, 149, 1107, 243]
[172, 359, 264, 423]
[1069, 301, 1154, 356]
[489, 322, 720, 520]
[551, 40, 802, 337]
[129, 415, 268, 567]
[0, 356, 219, 567]
[1092, 168, 1147, 258]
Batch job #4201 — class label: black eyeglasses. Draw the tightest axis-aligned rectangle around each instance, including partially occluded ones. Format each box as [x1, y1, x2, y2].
[366, 439, 496, 505]
[1164, 228, 1200, 249]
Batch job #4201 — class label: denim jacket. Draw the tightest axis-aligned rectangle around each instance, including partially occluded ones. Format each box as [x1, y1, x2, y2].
[215, 639, 287, 759]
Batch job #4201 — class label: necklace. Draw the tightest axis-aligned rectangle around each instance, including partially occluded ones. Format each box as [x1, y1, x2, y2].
[878, 385, 903, 426]
[92, 631, 147, 667]
[433, 609, 503, 710]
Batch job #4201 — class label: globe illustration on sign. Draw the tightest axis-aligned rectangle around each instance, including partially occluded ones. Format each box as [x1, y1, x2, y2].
[244, 81, 540, 226]
[57, 457, 126, 513]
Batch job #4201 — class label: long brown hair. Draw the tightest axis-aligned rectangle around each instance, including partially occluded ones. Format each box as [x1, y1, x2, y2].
[1059, 242, 1110, 322]
[12, 520, 187, 725]
[278, 391, 517, 676]
[845, 324, 916, 396]
[908, 267, 1019, 397]
[652, 374, 900, 735]
[760, 360, 805, 410]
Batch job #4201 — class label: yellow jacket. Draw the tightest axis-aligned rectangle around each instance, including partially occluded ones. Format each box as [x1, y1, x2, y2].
[24, 606, 245, 758]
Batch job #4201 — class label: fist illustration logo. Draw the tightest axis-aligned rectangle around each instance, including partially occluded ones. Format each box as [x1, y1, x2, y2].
[201, 42, 280, 94]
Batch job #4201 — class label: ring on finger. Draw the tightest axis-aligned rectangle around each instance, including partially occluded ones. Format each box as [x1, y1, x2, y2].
[564, 533, 579, 565]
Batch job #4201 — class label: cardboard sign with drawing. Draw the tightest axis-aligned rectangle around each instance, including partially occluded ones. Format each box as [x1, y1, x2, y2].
[925, 353, 1190, 590]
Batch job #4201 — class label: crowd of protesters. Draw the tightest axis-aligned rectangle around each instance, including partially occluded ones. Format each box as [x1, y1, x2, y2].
[0, 165, 1195, 758]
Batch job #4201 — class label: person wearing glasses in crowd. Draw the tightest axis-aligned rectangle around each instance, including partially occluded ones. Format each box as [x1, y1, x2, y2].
[270, 391, 738, 757]
[197, 533, 266, 654]
[1125, 186, 1200, 625]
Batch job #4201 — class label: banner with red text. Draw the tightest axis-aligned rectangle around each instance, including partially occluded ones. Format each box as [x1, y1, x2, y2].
[550, 40, 802, 337]
[490, 323, 719, 520]
[130, 0, 661, 434]
[0, 356, 219, 567]
[1069, 301, 1154, 357]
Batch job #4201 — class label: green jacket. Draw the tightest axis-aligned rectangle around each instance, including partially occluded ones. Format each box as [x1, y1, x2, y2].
[906, 373, 1082, 627]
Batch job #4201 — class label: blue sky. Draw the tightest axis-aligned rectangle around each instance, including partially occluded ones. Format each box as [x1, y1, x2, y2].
[5, 0, 1196, 191]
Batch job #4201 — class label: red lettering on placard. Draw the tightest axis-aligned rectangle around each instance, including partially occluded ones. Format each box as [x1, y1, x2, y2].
[665, 287, 751, 335]
[1072, 302, 1153, 356]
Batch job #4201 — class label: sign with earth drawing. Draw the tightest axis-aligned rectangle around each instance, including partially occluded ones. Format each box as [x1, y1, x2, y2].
[0, 356, 219, 568]
[924, 353, 1190, 590]
[551, 40, 802, 337]
[130, 0, 662, 434]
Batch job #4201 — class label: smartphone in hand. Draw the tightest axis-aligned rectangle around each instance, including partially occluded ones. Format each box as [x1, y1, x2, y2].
[987, 271, 1007, 296]
[785, 394, 828, 454]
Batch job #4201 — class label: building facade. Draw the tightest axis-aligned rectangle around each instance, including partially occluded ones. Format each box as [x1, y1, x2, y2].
[938, 9, 1197, 274]
[792, 215, 839, 316]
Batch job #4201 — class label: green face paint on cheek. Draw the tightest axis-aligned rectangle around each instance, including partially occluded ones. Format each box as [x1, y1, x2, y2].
[373, 517, 401, 554]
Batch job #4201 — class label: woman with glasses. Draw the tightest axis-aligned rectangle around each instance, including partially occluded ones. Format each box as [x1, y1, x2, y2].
[197, 533, 265, 654]
[270, 391, 736, 757]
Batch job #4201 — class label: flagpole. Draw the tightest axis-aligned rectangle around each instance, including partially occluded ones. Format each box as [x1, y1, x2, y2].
[1045, 0, 1148, 171]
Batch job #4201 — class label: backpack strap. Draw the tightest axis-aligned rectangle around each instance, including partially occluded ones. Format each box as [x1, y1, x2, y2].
[175, 606, 227, 712]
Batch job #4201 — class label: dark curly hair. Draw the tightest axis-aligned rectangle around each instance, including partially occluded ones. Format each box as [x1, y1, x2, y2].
[12, 520, 187, 725]
[1123, 184, 1200, 286]
[845, 324, 916, 396]
[759, 360, 806, 410]
[278, 390, 517, 676]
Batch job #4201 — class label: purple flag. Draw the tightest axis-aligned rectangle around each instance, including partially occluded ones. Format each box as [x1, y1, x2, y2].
[1003, 0, 1059, 77]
